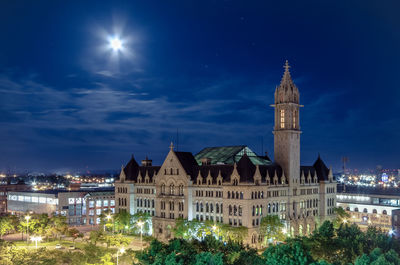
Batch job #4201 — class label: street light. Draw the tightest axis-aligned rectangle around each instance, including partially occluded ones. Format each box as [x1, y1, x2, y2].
[116, 247, 125, 265]
[343, 219, 348, 224]
[25, 215, 31, 243]
[137, 221, 144, 251]
[31, 236, 42, 249]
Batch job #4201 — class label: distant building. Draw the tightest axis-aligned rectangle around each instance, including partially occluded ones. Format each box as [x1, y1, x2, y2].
[0, 180, 31, 214]
[7, 188, 115, 226]
[115, 61, 337, 247]
[337, 185, 400, 232]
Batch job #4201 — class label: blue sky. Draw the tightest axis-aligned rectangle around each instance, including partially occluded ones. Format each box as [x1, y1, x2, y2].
[0, 1, 399, 172]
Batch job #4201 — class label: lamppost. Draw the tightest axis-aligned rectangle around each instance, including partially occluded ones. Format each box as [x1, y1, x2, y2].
[31, 236, 42, 249]
[105, 214, 112, 232]
[137, 221, 144, 251]
[25, 215, 31, 243]
[116, 247, 125, 265]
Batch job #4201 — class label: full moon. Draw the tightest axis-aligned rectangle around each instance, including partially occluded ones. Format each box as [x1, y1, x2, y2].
[110, 37, 122, 51]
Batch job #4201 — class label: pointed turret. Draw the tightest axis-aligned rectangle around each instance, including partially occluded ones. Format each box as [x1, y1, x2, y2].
[275, 60, 299, 104]
[119, 165, 126, 182]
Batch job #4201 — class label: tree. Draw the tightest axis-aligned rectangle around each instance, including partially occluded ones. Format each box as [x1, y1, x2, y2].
[89, 230, 105, 246]
[195, 252, 224, 265]
[332, 207, 350, 229]
[0, 216, 14, 239]
[48, 215, 68, 241]
[131, 212, 152, 235]
[114, 211, 131, 233]
[103, 233, 130, 248]
[262, 239, 328, 265]
[355, 248, 400, 265]
[67, 227, 83, 246]
[259, 215, 285, 246]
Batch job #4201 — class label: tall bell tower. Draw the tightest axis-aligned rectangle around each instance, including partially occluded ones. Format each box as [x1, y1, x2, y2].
[272, 61, 302, 187]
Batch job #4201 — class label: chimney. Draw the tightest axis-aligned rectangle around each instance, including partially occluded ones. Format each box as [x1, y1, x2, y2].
[141, 156, 152, 166]
[201, 157, 211, 166]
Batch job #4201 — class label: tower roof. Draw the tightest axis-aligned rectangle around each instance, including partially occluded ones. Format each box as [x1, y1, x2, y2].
[275, 60, 299, 104]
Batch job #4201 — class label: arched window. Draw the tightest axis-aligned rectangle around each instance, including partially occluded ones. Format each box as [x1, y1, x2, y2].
[200, 203, 203, 212]
[220, 203, 223, 214]
[239, 206, 242, 216]
[161, 184, 165, 194]
[252, 206, 255, 216]
[210, 203, 213, 213]
[236, 191, 239, 199]
[234, 205, 237, 216]
[251, 192, 254, 199]
[229, 205, 232, 216]
[206, 203, 209, 212]
[363, 208, 368, 213]
[196, 202, 199, 212]
[268, 203, 271, 213]
[170, 184, 174, 195]
[280, 109, 285, 128]
[354, 207, 359, 212]
[179, 185, 184, 195]
[240, 192, 243, 199]
[228, 191, 231, 199]
[373, 209, 377, 214]
[216, 203, 219, 213]
[383, 210, 387, 215]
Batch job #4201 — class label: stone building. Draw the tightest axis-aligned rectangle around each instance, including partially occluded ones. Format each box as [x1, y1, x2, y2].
[115, 61, 337, 246]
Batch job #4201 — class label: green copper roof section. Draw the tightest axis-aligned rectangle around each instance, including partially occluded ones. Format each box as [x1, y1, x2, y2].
[194, 146, 271, 165]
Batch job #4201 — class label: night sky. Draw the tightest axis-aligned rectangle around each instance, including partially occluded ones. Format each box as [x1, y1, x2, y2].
[0, 1, 399, 173]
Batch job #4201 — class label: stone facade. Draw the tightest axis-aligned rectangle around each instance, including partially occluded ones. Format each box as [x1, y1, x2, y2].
[115, 61, 337, 247]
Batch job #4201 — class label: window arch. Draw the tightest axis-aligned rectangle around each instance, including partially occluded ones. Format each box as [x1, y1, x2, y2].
[354, 207, 359, 212]
[383, 210, 387, 215]
[363, 208, 368, 213]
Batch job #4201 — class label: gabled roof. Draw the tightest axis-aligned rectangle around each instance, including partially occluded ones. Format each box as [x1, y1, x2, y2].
[194, 145, 271, 165]
[313, 155, 330, 181]
[174, 151, 198, 178]
[123, 155, 160, 182]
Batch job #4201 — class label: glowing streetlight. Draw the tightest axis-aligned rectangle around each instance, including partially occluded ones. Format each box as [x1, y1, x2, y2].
[343, 219, 348, 224]
[137, 221, 144, 251]
[31, 236, 42, 249]
[116, 247, 125, 265]
[25, 215, 31, 243]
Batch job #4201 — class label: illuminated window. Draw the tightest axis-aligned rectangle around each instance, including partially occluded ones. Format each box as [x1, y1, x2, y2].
[293, 110, 297, 128]
[280, 109, 285, 128]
